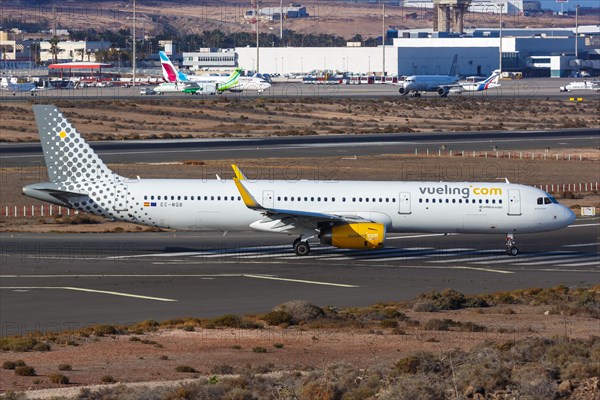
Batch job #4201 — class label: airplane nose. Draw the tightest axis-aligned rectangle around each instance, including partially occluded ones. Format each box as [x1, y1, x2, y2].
[561, 206, 576, 227]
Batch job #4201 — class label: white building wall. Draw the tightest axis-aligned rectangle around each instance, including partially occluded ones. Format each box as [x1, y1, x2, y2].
[234, 47, 398, 75]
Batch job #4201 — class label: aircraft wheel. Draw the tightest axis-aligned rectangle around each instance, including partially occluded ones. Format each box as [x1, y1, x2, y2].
[294, 240, 310, 256]
[506, 246, 518, 256]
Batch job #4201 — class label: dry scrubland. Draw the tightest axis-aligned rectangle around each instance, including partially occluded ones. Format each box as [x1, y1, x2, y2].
[2, 0, 598, 37]
[1, 98, 599, 142]
[0, 287, 598, 399]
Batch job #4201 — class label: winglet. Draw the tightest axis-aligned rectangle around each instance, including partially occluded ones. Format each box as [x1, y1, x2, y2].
[231, 164, 247, 180]
[233, 178, 262, 209]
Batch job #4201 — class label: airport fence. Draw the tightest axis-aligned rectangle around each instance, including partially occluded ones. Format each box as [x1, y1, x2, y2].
[2, 205, 80, 218]
[415, 149, 598, 161]
[3, 181, 598, 218]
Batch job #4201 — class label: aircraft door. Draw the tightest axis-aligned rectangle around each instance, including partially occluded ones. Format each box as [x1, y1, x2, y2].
[113, 183, 128, 211]
[508, 189, 521, 215]
[263, 190, 274, 208]
[399, 192, 411, 214]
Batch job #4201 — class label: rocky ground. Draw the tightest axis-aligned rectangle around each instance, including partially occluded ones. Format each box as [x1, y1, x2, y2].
[0, 288, 599, 399]
[1, 98, 598, 142]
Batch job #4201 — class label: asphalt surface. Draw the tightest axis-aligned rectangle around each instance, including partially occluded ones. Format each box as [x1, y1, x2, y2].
[1, 220, 598, 335]
[2, 129, 599, 166]
[1, 78, 600, 101]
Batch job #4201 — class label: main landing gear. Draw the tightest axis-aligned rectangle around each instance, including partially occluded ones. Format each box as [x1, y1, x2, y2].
[293, 237, 310, 256]
[505, 233, 518, 256]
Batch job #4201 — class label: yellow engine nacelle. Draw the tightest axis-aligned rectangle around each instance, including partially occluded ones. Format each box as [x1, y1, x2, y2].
[320, 223, 385, 250]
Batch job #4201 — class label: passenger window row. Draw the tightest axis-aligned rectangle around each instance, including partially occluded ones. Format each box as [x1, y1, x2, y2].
[144, 195, 242, 201]
[419, 198, 502, 204]
[276, 196, 397, 203]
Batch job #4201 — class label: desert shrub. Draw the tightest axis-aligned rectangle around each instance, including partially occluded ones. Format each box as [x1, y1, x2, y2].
[181, 325, 195, 332]
[2, 360, 25, 370]
[299, 380, 336, 400]
[15, 366, 36, 376]
[211, 364, 234, 374]
[159, 355, 168, 360]
[381, 375, 446, 400]
[252, 347, 267, 353]
[57, 364, 72, 371]
[91, 324, 118, 336]
[129, 336, 141, 342]
[32, 342, 51, 351]
[423, 318, 486, 332]
[210, 314, 261, 329]
[415, 289, 488, 311]
[48, 373, 69, 384]
[273, 343, 284, 349]
[262, 310, 293, 326]
[275, 300, 325, 324]
[176, 365, 197, 373]
[0, 337, 39, 352]
[394, 353, 447, 375]
[222, 388, 255, 400]
[412, 301, 436, 312]
[100, 375, 116, 383]
[381, 319, 398, 328]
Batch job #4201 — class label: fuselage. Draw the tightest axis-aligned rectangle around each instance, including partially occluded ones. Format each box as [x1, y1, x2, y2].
[27, 179, 574, 234]
[403, 75, 459, 92]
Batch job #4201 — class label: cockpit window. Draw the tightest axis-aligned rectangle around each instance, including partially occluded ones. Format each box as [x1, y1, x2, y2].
[546, 194, 559, 204]
[537, 197, 543, 205]
[544, 197, 552, 204]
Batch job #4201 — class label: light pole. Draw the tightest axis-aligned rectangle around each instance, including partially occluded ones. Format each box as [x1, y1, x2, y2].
[280, 0, 283, 40]
[132, 0, 136, 87]
[575, 5, 579, 59]
[498, 2, 503, 73]
[255, 0, 260, 73]
[382, 0, 386, 78]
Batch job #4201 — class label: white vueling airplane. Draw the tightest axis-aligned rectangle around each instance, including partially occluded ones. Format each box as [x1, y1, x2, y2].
[24, 105, 575, 257]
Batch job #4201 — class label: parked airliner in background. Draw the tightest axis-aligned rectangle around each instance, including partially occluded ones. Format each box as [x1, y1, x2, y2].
[153, 81, 202, 95]
[1, 78, 42, 95]
[451, 70, 501, 94]
[559, 80, 600, 92]
[396, 54, 460, 97]
[159, 51, 271, 93]
[24, 105, 575, 257]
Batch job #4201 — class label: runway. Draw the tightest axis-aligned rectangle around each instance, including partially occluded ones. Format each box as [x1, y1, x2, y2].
[2, 129, 598, 166]
[2, 78, 599, 102]
[1, 220, 597, 335]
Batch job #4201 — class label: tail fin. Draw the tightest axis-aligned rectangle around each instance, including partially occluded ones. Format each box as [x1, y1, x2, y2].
[159, 51, 188, 82]
[32, 105, 119, 183]
[448, 54, 458, 76]
[216, 68, 242, 91]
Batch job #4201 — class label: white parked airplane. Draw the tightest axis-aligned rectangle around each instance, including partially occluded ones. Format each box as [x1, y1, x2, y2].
[396, 54, 459, 97]
[559, 81, 600, 92]
[451, 70, 502, 94]
[153, 81, 202, 95]
[159, 51, 271, 93]
[1, 78, 41, 95]
[24, 105, 576, 257]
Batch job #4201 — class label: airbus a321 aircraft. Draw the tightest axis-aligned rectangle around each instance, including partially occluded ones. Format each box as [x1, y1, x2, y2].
[24, 105, 575, 256]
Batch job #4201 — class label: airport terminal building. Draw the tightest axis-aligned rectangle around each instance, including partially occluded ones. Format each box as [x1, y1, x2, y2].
[228, 26, 598, 78]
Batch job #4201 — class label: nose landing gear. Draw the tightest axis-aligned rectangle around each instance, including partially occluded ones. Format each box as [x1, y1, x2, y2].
[505, 234, 518, 256]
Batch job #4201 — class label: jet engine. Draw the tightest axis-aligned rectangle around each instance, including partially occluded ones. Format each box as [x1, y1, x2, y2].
[398, 87, 408, 95]
[319, 223, 385, 250]
[437, 87, 450, 97]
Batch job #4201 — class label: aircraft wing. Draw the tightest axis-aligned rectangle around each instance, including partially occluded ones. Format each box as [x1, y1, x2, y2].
[231, 165, 371, 228]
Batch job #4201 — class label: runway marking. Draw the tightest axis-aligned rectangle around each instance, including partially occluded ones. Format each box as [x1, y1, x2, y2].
[569, 223, 600, 228]
[0, 286, 177, 302]
[386, 234, 458, 240]
[557, 261, 599, 267]
[0, 274, 355, 288]
[562, 242, 600, 248]
[451, 266, 514, 274]
[242, 274, 358, 288]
